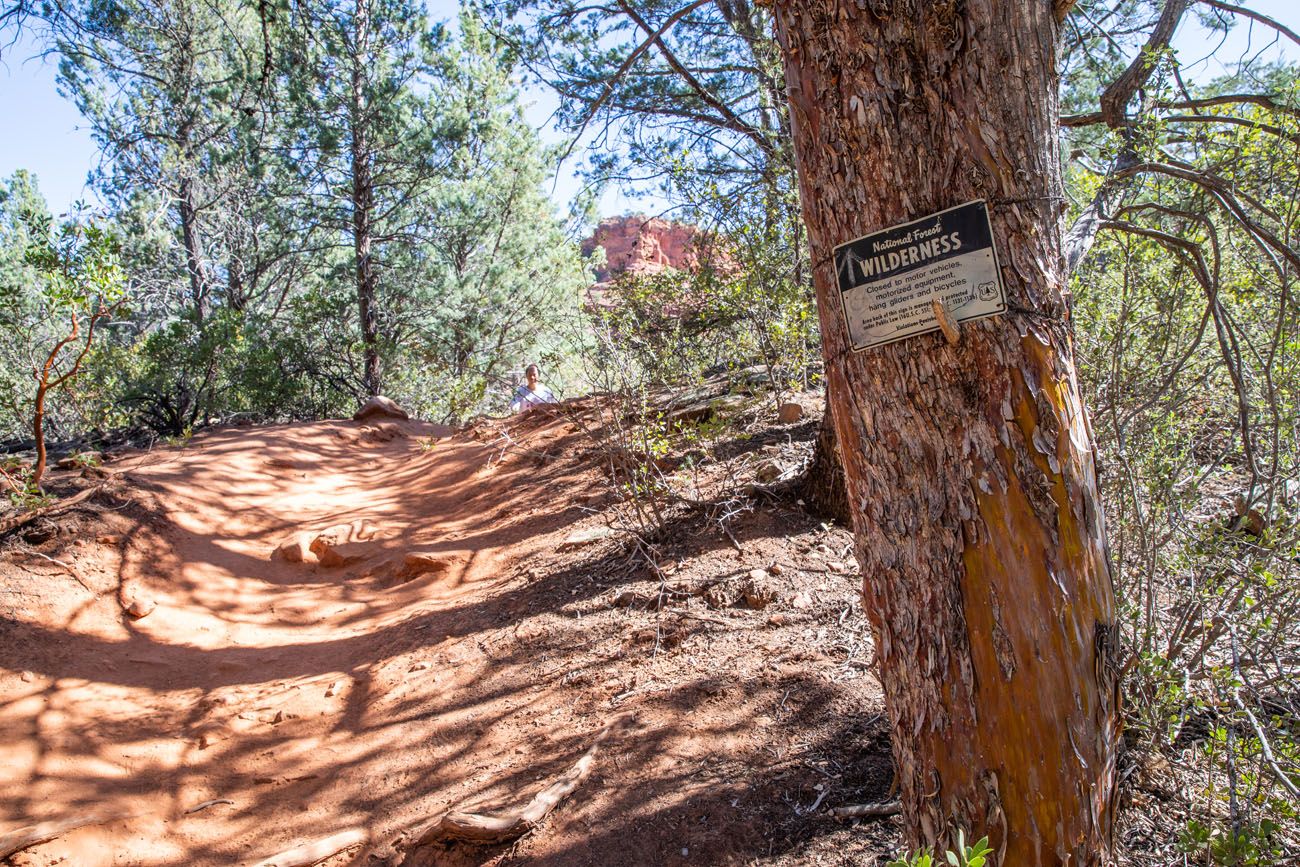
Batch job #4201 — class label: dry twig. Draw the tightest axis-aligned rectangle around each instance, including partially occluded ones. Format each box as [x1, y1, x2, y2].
[183, 798, 234, 815]
[25, 550, 95, 592]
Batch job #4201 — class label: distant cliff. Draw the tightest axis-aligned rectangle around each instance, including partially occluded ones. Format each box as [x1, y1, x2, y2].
[580, 215, 725, 307]
[581, 215, 714, 282]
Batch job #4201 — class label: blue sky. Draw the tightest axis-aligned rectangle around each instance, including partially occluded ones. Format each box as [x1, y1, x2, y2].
[0, 28, 99, 215]
[0, 0, 1297, 216]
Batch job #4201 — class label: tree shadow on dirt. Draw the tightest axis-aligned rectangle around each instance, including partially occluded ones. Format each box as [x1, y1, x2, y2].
[390, 669, 898, 867]
[0, 411, 891, 866]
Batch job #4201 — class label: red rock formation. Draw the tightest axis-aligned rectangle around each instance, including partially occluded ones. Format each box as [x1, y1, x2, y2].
[581, 215, 714, 282]
[581, 215, 729, 308]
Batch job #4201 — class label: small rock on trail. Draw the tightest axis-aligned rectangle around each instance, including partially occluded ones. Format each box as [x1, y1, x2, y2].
[352, 395, 409, 422]
[125, 597, 156, 619]
[309, 520, 382, 568]
[273, 532, 313, 563]
[777, 401, 805, 423]
[399, 551, 453, 578]
[743, 571, 778, 609]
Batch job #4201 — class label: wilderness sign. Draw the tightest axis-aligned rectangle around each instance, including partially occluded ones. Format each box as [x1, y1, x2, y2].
[833, 200, 1006, 351]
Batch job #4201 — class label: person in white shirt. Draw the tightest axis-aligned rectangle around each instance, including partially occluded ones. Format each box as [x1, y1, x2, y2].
[510, 364, 558, 412]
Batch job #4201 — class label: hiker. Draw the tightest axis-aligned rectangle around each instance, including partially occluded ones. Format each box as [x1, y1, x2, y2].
[510, 364, 557, 412]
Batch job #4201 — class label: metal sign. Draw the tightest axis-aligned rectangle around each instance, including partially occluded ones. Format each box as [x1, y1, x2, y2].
[833, 200, 1006, 351]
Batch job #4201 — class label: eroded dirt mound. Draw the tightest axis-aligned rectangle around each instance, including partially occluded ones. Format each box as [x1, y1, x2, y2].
[0, 406, 893, 866]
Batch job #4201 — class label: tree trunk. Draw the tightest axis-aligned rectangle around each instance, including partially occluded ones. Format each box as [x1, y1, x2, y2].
[31, 373, 53, 488]
[350, 0, 382, 398]
[178, 175, 211, 323]
[771, 1, 1120, 863]
[801, 414, 850, 525]
[174, 54, 211, 325]
[228, 254, 247, 313]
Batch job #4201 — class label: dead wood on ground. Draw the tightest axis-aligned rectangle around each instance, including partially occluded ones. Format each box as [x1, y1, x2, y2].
[0, 483, 106, 537]
[417, 714, 630, 846]
[249, 827, 368, 867]
[0, 811, 131, 860]
[828, 800, 902, 819]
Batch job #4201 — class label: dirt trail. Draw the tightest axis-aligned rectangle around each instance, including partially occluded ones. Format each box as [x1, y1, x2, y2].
[1, 409, 894, 866]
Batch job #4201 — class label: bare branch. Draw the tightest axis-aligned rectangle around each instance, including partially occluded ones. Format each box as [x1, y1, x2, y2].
[1198, 0, 1300, 50]
[1063, 0, 1191, 272]
[1063, 93, 1300, 127]
[1114, 160, 1300, 273]
[1099, 0, 1190, 127]
[558, 0, 715, 164]
[1100, 219, 1263, 484]
[1160, 113, 1300, 144]
[615, 0, 773, 156]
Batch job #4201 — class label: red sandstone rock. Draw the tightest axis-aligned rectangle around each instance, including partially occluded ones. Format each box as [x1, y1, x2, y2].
[399, 551, 453, 578]
[126, 597, 156, 619]
[273, 532, 313, 563]
[777, 402, 805, 424]
[581, 215, 732, 308]
[581, 215, 713, 281]
[310, 520, 382, 568]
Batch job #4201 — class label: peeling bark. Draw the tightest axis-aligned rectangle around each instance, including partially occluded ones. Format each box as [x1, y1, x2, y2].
[771, 0, 1121, 862]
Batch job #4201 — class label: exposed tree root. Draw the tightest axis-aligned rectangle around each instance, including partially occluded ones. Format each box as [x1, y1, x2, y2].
[417, 714, 630, 846]
[828, 800, 902, 819]
[24, 550, 95, 592]
[0, 811, 131, 860]
[249, 827, 368, 867]
[0, 483, 106, 537]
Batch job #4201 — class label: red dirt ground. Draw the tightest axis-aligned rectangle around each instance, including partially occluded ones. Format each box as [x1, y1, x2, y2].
[1, 406, 898, 866]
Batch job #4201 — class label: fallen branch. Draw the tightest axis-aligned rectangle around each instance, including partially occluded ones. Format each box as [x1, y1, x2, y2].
[0, 483, 106, 537]
[828, 800, 902, 819]
[418, 714, 630, 846]
[0, 811, 130, 860]
[720, 520, 744, 552]
[184, 798, 234, 815]
[249, 827, 368, 867]
[800, 787, 830, 815]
